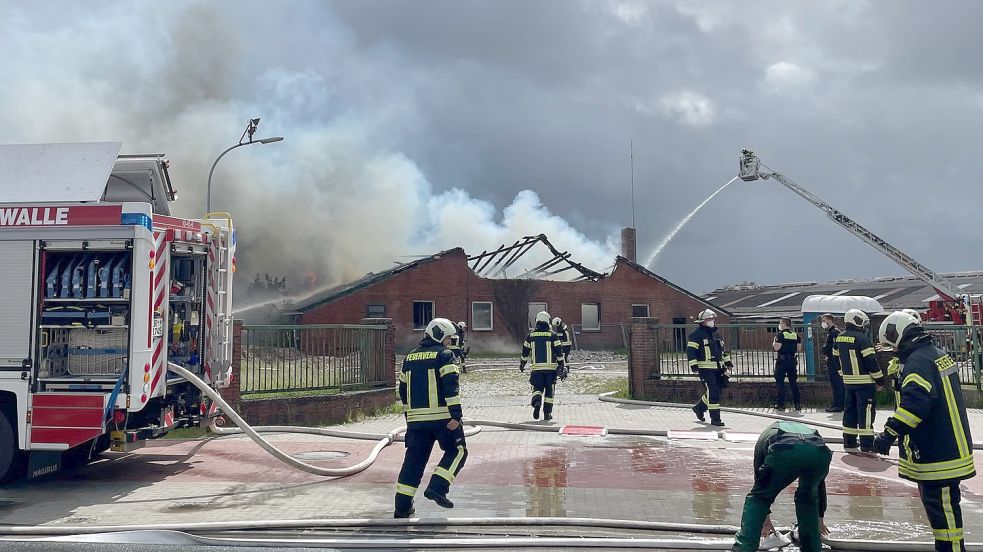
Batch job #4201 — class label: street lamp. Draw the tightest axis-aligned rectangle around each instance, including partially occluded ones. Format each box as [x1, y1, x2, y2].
[206, 118, 284, 213]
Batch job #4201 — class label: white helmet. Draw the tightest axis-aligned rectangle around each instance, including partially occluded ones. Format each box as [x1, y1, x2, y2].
[879, 310, 921, 349]
[457, 321, 467, 329]
[425, 318, 457, 342]
[551, 317, 562, 327]
[900, 309, 922, 323]
[535, 311, 551, 325]
[844, 308, 869, 328]
[697, 309, 717, 322]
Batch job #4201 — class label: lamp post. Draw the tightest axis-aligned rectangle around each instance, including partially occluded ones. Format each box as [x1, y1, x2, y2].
[206, 118, 284, 213]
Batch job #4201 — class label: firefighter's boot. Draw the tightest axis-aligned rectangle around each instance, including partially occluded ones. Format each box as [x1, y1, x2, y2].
[424, 488, 454, 509]
[531, 393, 542, 420]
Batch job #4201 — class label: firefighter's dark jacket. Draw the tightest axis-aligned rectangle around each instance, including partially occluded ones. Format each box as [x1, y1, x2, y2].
[832, 326, 883, 385]
[822, 326, 841, 371]
[398, 338, 462, 424]
[554, 323, 572, 347]
[686, 325, 731, 371]
[521, 322, 565, 371]
[885, 333, 976, 484]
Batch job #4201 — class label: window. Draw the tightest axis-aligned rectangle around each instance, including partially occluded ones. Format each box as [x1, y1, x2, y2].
[472, 302, 493, 331]
[632, 304, 650, 318]
[528, 302, 548, 328]
[412, 301, 434, 330]
[581, 303, 600, 331]
[366, 304, 386, 317]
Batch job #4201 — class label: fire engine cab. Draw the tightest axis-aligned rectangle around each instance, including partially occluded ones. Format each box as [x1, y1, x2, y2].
[0, 142, 236, 481]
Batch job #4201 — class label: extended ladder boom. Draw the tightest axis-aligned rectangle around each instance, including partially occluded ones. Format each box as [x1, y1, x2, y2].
[738, 149, 962, 302]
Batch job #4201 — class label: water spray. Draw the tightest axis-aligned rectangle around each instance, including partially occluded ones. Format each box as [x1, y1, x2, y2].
[644, 176, 739, 269]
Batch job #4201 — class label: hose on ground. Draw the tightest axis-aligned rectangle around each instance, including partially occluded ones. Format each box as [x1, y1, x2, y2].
[598, 393, 983, 450]
[167, 363, 480, 478]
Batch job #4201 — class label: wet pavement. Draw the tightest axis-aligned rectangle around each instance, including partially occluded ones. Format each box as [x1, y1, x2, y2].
[1, 366, 981, 548]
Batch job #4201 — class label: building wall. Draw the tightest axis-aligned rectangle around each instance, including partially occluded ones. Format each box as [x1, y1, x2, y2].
[299, 249, 728, 352]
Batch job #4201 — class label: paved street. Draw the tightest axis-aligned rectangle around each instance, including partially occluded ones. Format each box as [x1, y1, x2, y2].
[1, 366, 980, 547]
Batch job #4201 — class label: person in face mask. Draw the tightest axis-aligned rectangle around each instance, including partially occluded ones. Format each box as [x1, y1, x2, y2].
[820, 314, 844, 413]
[688, 309, 733, 426]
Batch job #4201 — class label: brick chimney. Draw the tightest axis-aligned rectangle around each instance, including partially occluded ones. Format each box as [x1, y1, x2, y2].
[621, 227, 637, 263]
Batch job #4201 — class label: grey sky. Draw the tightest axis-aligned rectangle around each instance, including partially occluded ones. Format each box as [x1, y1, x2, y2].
[2, 0, 981, 295]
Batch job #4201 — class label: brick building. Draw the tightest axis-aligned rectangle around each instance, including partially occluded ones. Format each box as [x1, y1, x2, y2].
[293, 231, 728, 351]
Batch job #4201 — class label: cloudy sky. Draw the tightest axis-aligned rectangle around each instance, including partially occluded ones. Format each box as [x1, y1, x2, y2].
[2, 0, 982, 296]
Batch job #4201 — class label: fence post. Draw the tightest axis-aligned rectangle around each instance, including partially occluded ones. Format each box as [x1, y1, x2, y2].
[362, 318, 396, 386]
[219, 319, 243, 411]
[628, 317, 660, 399]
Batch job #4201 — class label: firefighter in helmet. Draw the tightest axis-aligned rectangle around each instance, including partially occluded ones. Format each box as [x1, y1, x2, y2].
[520, 311, 567, 421]
[833, 309, 884, 452]
[772, 317, 802, 412]
[881, 308, 922, 409]
[688, 309, 732, 427]
[874, 311, 975, 552]
[394, 318, 468, 518]
[551, 316, 573, 363]
[449, 321, 469, 373]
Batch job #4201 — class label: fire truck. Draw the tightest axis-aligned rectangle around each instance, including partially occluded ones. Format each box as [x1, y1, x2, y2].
[0, 142, 236, 481]
[738, 149, 983, 324]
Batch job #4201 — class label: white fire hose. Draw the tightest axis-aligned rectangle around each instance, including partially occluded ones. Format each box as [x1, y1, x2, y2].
[168, 362, 480, 477]
[13, 364, 961, 550]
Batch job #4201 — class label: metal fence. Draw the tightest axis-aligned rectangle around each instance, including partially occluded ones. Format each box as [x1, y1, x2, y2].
[643, 323, 981, 386]
[240, 324, 389, 395]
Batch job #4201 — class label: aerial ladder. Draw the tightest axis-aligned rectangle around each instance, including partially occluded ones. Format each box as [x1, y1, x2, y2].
[737, 148, 980, 325]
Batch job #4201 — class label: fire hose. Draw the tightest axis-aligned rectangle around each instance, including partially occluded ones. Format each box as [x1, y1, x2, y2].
[168, 362, 481, 477]
[17, 364, 962, 550]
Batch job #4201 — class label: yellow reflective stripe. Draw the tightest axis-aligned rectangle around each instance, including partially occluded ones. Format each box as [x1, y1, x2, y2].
[861, 347, 875, 357]
[865, 403, 873, 431]
[695, 361, 718, 368]
[398, 371, 407, 383]
[842, 427, 861, 435]
[707, 404, 720, 410]
[439, 364, 459, 377]
[836, 335, 856, 343]
[428, 369, 439, 408]
[848, 350, 859, 374]
[887, 358, 900, 376]
[832, 348, 840, 357]
[942, 487, 958, 540]
[449, 445, 466, 472]
[406, 411, 452, 422]
[940, 375, 971, 458]
[868, 370, 884, 379]
[903, 373, 933, 393]
[704, 345, 712, 362]
[434, 466, 455, 483]
[687, 341, 699, 349]
[893, 407, 922, 428]
[933, 528, 964, 542]
[445, 395, 461, 406]
[406, 373, 412, 407]
[531, 364, 558, 371]
[899, 458, 976, 481]
[543, 397, 554, 404]
[396, 483, 417, 496]
[842, 374, 876, 383]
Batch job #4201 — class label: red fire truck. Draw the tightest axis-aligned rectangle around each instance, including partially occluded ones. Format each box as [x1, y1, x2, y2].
[0, 142, 236, 480]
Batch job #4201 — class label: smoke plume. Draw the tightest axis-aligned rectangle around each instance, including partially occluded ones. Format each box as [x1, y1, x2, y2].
[0, 2, 619, 300]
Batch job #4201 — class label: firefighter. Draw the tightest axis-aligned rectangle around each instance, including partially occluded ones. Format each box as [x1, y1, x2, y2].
[520, 311, 567, 421]
[732, 421, 832, 552]
[394, 318, 468, 518]
[821, 313, 845, 413]
[874, 311, 975, 552]
[883, 308, 922, 409]
[833, 309, 884, 452]
[449, 321, 469, 373]
[551, 316, 573, 363]
[772, 317, 802, 411]
[688, 309, 732, 427]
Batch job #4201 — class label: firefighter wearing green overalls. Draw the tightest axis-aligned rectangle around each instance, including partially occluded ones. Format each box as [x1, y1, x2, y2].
[520, 311, 567, 421]
[394, 318, 468, 518]
[732, 421, 832, 552]
[833, 308, 884, 451]
[874, 311, 976, 552]
[689, 309, 732, 427]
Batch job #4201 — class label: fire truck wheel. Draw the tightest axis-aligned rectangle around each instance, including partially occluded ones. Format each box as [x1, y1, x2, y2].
[0, 412, 23, 482]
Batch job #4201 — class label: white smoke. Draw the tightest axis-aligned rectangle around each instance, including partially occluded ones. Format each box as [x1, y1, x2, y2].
[0, 2, 620, 296]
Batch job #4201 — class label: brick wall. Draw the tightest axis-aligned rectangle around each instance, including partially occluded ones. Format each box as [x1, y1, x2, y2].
[299, 249, 728, 352]
[632, 378, 835, 407]
[235, 388, 395, 426]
